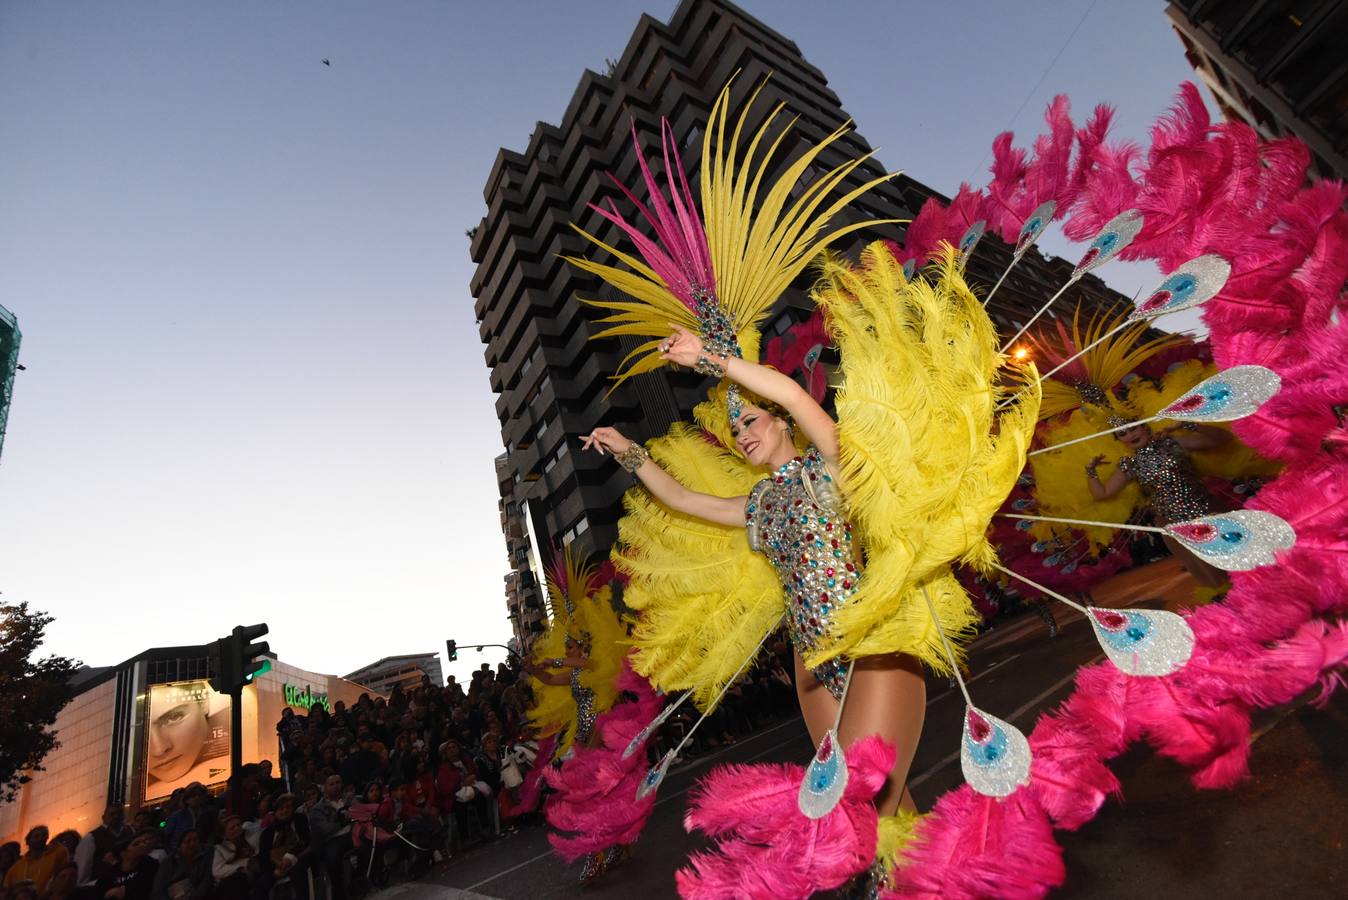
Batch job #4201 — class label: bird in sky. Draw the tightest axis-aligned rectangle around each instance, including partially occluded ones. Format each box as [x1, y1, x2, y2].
[321, 58, 330, 66]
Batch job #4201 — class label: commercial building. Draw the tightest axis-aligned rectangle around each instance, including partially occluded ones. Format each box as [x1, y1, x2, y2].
[0, 302, 20, 463]
[344, 653, 444, 694]
[1166, 0, 1348, 180]
[0, 647, 371, 843]
[469, 0, 1133, 626]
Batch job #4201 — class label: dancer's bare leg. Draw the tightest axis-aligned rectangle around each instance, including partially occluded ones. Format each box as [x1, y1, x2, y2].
[796, 651, 925, 815]
[794, 650, 837, 748]
[837, 653, 926, 815]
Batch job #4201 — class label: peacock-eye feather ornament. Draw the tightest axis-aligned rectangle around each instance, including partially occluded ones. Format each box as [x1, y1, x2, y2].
[956, 219, 987, 268]
[797, 728, 850, 818]
[999, 209, 1145, 354]
[961, 707, 1033, 798]
[1130, 254, 1231, 320]
[902, 258, 917, 281]
[623, 692, 688, 760]
[992, 563, 1196, 678]
[1160, 365, 1282, 422]
[1014, 200, 1057, 258]
[1164, 509, 1297, 571]
[1088, 607, 1194, 676]
[636, 748, 676, 800]
[1073, 208, 1144, 277]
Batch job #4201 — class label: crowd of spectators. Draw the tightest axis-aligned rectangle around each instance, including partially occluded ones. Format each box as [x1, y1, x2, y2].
[0, 644, 798, 900]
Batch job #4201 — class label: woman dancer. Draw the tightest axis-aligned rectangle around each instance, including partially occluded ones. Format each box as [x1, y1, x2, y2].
[1086, 420, 1230, 586]
[583, 329, 928, 814]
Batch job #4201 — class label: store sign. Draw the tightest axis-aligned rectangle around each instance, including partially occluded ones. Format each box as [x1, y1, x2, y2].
[283, 683, 331, 713]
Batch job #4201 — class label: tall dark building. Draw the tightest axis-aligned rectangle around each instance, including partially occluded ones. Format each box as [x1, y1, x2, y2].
[469, 0, 1131, 624]
[1166, 0, 1348, 181]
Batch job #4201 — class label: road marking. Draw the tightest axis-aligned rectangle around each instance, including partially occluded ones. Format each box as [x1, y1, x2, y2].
[464, 850, 554, 891]
[908, 657, 1099, 791]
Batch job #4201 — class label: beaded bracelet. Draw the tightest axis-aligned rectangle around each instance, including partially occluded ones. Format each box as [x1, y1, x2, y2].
[616, 443, 650, 473]
[693, 352, 728, 377]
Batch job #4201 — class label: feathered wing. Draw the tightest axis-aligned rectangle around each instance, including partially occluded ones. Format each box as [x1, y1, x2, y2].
[810, 244, 1041, 673]
[612, 424, 783, 709]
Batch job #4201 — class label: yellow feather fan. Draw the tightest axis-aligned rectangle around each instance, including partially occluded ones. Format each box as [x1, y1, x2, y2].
[808, 245, 1041, 673]
[612, 423, 783, 710]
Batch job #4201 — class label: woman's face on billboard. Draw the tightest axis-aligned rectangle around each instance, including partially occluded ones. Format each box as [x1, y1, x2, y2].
[148, 689, 209, 783]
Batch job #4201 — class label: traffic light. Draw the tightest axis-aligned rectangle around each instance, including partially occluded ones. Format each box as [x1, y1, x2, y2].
[209, 623, 270, 694]
[446, 639, 458, 662]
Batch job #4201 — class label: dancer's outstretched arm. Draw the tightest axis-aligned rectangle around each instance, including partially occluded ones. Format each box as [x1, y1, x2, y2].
[659, 325, 839, 467]
[1085, 454, 1130, 500]
[582, 427, 746, 527]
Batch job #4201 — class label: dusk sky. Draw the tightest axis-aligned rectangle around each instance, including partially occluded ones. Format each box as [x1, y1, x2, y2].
[0, 1, 1210, 683]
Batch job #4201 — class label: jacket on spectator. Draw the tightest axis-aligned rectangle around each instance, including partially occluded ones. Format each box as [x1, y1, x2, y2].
[75, 824, 131, 884]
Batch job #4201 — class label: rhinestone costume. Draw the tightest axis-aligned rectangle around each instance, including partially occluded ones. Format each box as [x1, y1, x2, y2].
[745, 445, 857, 698]
[570, 666, 597, 745]
[1116, 435, 1213, 525]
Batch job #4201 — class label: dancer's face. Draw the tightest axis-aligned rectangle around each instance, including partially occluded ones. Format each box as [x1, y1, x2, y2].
[732, 405, 793, 467]
[1118, 425, 1152, 450]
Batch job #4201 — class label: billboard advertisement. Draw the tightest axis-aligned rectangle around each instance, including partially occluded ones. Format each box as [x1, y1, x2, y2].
[143, 680, 231, 804]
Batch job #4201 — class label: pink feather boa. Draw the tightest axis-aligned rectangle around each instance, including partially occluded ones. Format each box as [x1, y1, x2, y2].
[543, 661, 664, 862]
[883, 82, 1348, 897]
[678, 735, 894, 899]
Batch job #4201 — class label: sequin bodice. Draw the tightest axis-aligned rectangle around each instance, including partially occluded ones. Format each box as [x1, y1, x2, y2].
[1118, 436, 1212, 525]
[570, 666, 596, 745]
[745, 446, 858, 697]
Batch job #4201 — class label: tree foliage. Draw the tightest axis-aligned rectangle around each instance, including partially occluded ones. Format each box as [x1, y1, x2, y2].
[0, 602, 79, 802]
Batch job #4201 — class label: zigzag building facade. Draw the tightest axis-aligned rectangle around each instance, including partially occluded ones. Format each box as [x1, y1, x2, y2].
[468, 0, 1131, 644]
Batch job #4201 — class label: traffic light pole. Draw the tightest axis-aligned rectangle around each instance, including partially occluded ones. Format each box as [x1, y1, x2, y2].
[229, 685, 244, 782]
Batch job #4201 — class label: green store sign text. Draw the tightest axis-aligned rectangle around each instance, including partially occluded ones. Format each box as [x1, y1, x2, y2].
[283, 683, 331, 713]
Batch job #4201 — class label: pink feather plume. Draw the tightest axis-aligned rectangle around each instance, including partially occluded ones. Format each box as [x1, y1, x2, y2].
[677, 735, 894, 899]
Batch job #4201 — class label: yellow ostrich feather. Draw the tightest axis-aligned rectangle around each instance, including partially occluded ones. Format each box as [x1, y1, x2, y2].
[611, 423, 783, 710]
[1028, 304, 1185, 420]
[565, 76, 898, 389]
[807, 245, 1041, 672]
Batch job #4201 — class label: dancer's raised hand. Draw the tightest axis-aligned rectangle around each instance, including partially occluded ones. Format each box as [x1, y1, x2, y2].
[658, 324, 705, 367]
[581, 426, 633, 456]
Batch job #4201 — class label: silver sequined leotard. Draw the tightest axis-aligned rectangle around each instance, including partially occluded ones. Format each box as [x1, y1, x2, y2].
[570, 666, 596, 745]
[744, 445, 856, 698]
[1117, 435, 1213, 525]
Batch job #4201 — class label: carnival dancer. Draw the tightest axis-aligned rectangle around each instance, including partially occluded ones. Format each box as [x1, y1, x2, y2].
[1085, 419, 1230, 586]
[522, 549, 629, 884]
[571, 78, 1039, 896]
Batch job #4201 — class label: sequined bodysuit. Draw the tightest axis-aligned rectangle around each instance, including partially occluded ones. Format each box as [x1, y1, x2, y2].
[745, 446, 857, 698]
[570, 666, 596, 745]
[1117, 435, 1213, 525]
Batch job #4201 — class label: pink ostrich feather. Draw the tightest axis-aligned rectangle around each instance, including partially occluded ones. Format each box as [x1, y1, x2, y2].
[984, 95, 1076, 242]
[544, 661, 664, 862]
[677, 735, 894, 899]
[589, 119, 714, 308]
[884, 788, 1065, 900]
[888, 196, 949, 270]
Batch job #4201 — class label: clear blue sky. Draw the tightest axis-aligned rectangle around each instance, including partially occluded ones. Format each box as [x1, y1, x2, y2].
[0, 1, 1208, 683]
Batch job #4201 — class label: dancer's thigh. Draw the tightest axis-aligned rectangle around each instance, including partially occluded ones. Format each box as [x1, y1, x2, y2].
[838, 653, 926, 814]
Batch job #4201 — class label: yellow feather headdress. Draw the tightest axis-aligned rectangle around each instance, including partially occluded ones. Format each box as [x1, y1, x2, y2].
[565, 75, 899, 395]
